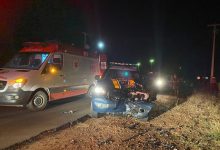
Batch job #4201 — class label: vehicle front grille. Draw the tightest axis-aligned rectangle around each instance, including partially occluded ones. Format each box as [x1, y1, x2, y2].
[0, 80, 7, 90]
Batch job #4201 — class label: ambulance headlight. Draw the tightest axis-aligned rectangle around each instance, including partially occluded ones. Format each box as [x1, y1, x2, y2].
[154, 78, 165, 89]
[12, 78, 27, 89]
[94, 86, 106, 95]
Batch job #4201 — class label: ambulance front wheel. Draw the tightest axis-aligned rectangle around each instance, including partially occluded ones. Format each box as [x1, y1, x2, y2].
[27, 91, 48, 111]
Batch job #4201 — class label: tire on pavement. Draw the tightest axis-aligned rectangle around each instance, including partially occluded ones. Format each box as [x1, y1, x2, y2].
[26, 91, 48, 111]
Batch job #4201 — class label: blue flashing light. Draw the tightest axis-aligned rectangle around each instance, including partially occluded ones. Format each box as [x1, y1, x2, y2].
[42, 54, 48, 62]
[124, 71, 129, 77]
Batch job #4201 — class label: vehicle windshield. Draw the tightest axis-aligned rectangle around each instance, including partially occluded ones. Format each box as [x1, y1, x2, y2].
[3, 52, 49, 70]
[104, 69, 139, 80]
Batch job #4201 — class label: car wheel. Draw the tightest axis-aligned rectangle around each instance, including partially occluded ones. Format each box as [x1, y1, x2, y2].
[26, 91, 48, 111]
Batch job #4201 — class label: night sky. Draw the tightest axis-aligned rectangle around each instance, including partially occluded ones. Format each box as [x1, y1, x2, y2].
[0, 0, 220, 79]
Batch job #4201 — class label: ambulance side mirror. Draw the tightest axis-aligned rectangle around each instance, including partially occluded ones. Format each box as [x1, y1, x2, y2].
[42, 64, 59, 75]
[48, 64, 59, 74]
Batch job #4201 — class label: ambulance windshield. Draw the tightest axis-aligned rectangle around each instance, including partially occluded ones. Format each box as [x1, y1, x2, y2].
[4, 52, 49, 70]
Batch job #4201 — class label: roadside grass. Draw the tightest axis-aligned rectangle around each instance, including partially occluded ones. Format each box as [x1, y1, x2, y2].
[151, 93, 220, 149]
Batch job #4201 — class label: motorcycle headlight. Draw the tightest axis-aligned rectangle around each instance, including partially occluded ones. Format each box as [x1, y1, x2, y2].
[154, 78, 165, 89]
[94, 86, 106, 95]
[12, 78, 27, 89]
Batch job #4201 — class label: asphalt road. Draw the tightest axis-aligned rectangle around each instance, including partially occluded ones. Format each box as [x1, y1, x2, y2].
[0, 95, 91, 149]
[0, 94, 179, 149]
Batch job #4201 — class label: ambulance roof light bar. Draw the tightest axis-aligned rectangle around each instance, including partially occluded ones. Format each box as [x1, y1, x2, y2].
[23, 41, 58, 47]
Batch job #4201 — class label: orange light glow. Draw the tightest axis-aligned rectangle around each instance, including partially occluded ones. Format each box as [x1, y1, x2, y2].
[50, 67, 57, 74]
[15, 78, 26, 83]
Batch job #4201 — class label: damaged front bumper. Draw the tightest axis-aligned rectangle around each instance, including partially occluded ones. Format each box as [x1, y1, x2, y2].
[125, 101, 155, 119]
[91, 96, 155, 119]
[91, 96, 126, 113]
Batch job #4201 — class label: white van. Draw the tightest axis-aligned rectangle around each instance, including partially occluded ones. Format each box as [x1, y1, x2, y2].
[0, 42, 107, 111]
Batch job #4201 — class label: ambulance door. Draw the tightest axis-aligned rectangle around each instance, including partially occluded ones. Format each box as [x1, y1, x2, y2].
[42, 53, 66, 100]
[62, 53, 88, 96]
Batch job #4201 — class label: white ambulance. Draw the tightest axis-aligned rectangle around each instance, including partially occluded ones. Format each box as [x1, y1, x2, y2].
[0, 42, 107, 111]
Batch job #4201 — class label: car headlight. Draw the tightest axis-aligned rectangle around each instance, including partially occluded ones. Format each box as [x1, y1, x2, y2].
[154, 78, 165, 89]
[94, 86, 106, 95]
[12, 78, 27, 88]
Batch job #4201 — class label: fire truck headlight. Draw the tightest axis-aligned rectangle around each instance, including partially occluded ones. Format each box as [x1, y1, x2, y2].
[12, 78, 27, 88]
[154, 78, 165, 89]
[94, 86, 106, 95]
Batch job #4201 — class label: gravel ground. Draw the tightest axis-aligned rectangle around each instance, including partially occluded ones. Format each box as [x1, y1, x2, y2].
[9, 93, 220, 150]
[16, 116, 183, 150]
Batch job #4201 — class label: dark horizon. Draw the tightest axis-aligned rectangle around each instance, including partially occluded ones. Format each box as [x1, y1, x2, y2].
[0, 0, 220, 79]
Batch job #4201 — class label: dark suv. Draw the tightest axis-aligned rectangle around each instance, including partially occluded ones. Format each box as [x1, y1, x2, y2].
[90, 63, 156, 119]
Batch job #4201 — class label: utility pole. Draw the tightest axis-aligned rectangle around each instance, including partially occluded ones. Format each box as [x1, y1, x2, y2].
[208, 24, 220, 90]
[82, 32, 88, 49]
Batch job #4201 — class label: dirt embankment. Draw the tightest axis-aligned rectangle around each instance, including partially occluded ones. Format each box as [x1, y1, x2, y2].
[151, 94, 220, 149]
[14, 94, 220, 150]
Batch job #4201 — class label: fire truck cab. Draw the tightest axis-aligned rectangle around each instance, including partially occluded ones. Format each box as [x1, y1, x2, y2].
[0, 42, 107, 111]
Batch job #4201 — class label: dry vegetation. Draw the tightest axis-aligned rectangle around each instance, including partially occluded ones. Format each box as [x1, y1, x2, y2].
[15, 93, 220, 150]
[151, 93, 220, 149]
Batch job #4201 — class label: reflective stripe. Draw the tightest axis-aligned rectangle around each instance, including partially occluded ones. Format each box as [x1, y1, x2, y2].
[49, 84, 89, 94]
[111, 79, 121, 89]
[50, 89, 87, 100]
[128, 79, 135, 88]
